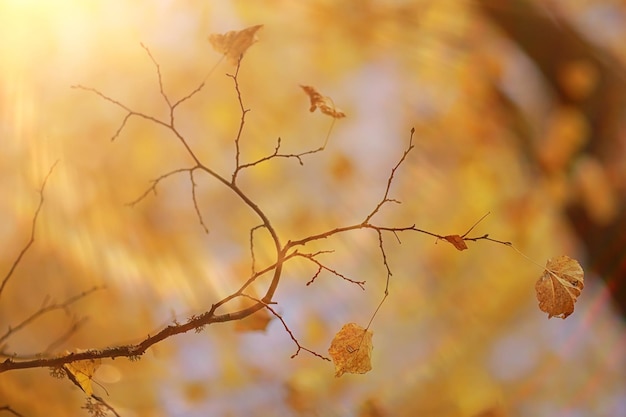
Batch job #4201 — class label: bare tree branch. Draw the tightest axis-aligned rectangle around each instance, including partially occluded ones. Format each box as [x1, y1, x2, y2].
[363, 127, 415, 224]
[240, 294, 330, 361]
[0, 286, 104, 350]
[229, 57, 336, 183]
[127, 167, 192, 207]
[228, 57, 250, 183]
[296, 251, 365, 289]
[0, 161, 58, 299]
[0, 40, 518, 379]
[249, 224, 266, 274]
[189, 169, 209, 234]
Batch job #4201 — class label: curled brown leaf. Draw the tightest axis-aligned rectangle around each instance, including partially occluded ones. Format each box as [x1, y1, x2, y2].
[300, 85, 346, 119]
[443, 234, 468, 251]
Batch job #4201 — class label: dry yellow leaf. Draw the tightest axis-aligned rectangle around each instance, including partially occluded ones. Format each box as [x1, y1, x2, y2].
[63, 357, 101, 396]
[208, 24, 263, 65]
[300, 85, 346, 119]
[535, 255, 584, 319]
[328, 323, 373, 377]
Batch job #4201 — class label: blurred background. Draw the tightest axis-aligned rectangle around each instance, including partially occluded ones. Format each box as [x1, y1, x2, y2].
[1, 0, 625, 416]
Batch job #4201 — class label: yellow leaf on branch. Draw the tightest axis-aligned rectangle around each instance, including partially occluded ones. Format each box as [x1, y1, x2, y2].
[300, 85, 346, 119]
[535, 255, 584, 319]
[208, 24, 263, 65]
[328, 323, 372, 377]
[63, 357, 101, 396]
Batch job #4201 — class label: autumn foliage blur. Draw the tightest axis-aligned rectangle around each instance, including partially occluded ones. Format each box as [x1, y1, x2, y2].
[1, 1, 625, 417]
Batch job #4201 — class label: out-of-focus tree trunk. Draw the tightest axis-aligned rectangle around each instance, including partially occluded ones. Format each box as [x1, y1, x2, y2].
[476, 0, 626, 317]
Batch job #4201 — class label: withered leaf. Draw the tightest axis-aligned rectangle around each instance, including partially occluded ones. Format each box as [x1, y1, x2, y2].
[328, 323, 373, 377]
[63, 356, 101, 396]
[443, 235, 468, 251]
[208, 24, 263, 65]
[535, 255, 584, 319]
[300, 85, 346, 119]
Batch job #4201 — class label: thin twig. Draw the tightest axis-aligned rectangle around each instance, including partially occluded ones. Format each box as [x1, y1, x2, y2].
[363, 127, 415, 224]
[202, 55, 225, 84]
[364, 230, 392, 331]
[231, 60, 339, 180]
[73, 74, 205, 167]
[249, 224, 266, 275]
[240, 294, 330, 361]
[127, 167, 192, 207]
[141, 43, 210, 123]
[461, 211, 491, 238]
[0, 286, 104, 346]
[322, 117, 336, 149]
[189, 169, 209, 233]
[228, 56, 250, 184]
[140, 43, 172, 108]
[296, 252, 365, 289]
[0, 161, 58, 299]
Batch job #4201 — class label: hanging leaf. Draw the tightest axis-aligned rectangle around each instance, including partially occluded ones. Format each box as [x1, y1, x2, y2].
[300, 85, 346, 119]
[443, 234, 468, 251]
[535, 255, 584, 319]
[328, 323, 373, 377]
[208, 24, 263, 65]
[63, 357, 101, 396]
